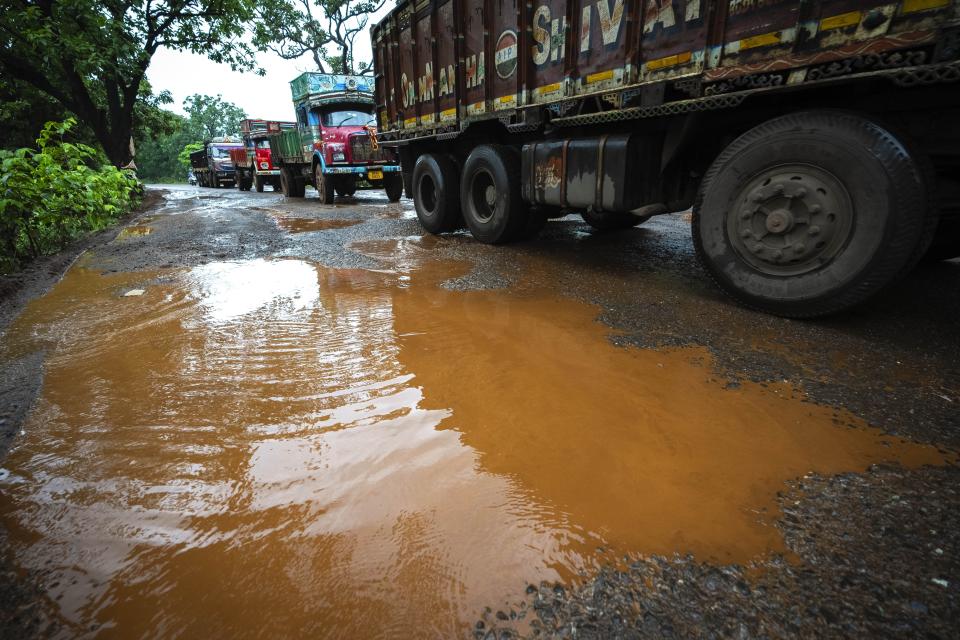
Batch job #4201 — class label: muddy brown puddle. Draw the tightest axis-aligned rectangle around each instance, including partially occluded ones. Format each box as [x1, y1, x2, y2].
[0, 240, 950, 638]
[116, 225, 153, 238]
[274, 217, 361, 233]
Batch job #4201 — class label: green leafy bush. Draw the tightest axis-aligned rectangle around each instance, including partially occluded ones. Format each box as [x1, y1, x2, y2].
[0, 119, 141, 274]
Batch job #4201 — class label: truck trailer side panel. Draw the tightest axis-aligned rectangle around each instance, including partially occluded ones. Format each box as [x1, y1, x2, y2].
[372, 0, 956, 135]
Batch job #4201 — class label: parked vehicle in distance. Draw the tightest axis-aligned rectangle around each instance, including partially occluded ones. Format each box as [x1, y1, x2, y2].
[268, 73, 404, 203]
[230, 119, 296, 192]
[372, 0, 960, 317]
[189, 138, 244, 188]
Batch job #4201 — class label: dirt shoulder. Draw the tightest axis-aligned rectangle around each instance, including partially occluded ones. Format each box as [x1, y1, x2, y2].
[0, 189, 165, 459]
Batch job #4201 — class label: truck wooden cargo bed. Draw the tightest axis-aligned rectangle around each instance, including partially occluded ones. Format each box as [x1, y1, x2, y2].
[372, 0, 959, 140]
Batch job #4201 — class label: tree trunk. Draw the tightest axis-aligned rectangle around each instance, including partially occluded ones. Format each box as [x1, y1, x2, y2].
[99, 127, 133, 167]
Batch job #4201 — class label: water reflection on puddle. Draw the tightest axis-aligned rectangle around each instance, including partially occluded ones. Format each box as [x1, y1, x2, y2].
[272, 217, 361, 233]
[0, 251, 949, 638]
[117, 225, 154, 238]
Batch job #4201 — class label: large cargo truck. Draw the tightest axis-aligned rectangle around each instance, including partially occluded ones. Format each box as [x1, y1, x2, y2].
[268, 73, 404, 203]
[230, 119, 297, 192]
[372, 0, 960, 317]
[189, 138, 244, 188]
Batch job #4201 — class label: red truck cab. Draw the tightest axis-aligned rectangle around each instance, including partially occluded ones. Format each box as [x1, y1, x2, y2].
[269, 74, 402, 203]
[232, 119, 296, 192]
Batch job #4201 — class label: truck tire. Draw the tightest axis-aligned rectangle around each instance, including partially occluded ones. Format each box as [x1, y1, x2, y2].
[384, 173, 403, 202]
[412, 153, 460, 233]
[280, 167, 295, 197]
[254, 173, 265, 192]
[693, 110, 931, 318]
[314, 165, 335, 204]
[582, 210, 651, 231]
[336, 177, 357, 197]
[460, 144, 528, 244]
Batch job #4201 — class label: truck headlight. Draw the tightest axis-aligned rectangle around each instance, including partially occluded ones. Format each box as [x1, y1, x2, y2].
[333, 152, 346, 162]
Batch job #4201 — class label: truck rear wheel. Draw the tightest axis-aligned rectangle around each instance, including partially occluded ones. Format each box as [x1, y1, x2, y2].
[582, 210, 651, 231]
[412, 153, 461, 233]
[315, 165, 335, 204]
[693, 110, 931, 318]
[280, 167, 304, 197]
[384, 174, 403, 202]
[461, 144, 528, 244]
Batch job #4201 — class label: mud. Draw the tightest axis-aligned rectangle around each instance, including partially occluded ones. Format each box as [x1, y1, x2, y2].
[274, 216, 362, 233]
[116, 225, 154, 238]
[1, 185, 958, 638]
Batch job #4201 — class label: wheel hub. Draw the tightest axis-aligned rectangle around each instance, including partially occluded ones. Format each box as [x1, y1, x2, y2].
[765, 209, 794, 234]
[729, 165, 854, 276]
[484, 185, 497, 207]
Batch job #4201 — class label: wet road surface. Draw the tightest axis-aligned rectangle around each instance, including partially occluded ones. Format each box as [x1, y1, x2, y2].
[1, 185, 958, 638]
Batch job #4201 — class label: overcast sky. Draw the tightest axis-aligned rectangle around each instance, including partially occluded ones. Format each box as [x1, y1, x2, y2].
[146, 7, 391, 121]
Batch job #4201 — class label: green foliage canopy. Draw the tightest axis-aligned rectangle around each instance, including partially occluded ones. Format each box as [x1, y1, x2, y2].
[179, 142, 205, 171]
[0, 1, 260, 166]
[183, 94, 247, 141]
[253, 0, 384, 74]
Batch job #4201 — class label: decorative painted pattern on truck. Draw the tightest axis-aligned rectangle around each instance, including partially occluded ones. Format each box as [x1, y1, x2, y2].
[371, 0, 958, 134]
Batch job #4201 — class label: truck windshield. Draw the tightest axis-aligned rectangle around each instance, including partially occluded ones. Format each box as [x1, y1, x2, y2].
[255, 140, 270, 149]
[321, 110, 374, 127]
[210, 146, 236, 158]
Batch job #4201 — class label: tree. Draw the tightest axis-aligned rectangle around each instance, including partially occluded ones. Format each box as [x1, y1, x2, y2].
[253, 0, 385, 75]
[136, 112, 192, 182]
[0, 77, 83, 151]
[135, 94, 244, 182]
[183, 94, 247, 140]
[178, 142, 204, 171]
[0, 1, 259, 166]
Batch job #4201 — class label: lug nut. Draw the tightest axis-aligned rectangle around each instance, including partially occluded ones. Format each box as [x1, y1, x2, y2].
[741, 230, 752, 239]
[809, 204, 821, 213]
[741, 210, 752, 220]
[772, 250, 783, 260]
[752, 244, 763, 254]
[794, 244, 806, 253]
[795, 188, 807, 198]
[808, 226, 821, 236]
[752, 193, 764, 202]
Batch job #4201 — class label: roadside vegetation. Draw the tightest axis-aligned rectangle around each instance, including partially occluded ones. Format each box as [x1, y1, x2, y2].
[0, 120, 141, 274]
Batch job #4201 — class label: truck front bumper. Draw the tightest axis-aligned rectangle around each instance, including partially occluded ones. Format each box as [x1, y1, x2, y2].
[323, 165, 401, 177]
[257, 170, 281, 177]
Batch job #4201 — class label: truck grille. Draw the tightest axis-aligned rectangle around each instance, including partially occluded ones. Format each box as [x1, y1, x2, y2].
[349, 134, 388, 163]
